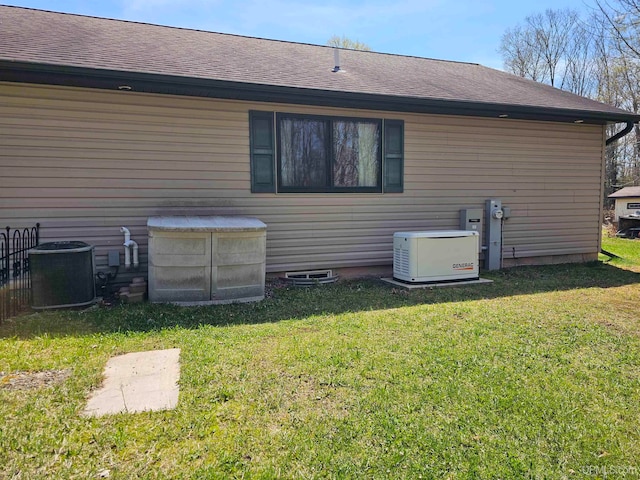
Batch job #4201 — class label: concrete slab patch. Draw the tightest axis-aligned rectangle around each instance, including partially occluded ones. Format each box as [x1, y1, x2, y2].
[380, 277, 493, 289]
[83, 348, 180, 416]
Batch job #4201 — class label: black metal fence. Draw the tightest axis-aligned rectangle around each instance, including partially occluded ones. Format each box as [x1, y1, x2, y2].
[0, 224, 40, 323]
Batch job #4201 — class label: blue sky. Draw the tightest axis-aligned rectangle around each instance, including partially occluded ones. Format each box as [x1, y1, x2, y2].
[3, 0, 593, 69]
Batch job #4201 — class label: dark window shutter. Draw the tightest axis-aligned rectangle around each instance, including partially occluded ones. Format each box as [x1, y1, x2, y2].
[249, 111, 275, 193]
[384, 120, 404, 193]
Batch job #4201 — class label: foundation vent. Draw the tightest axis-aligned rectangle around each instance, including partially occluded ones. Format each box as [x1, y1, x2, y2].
[282, 269, 338, 286]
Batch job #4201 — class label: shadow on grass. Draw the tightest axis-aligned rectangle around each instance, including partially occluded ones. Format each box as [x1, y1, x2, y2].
[2, 261, 639, 339]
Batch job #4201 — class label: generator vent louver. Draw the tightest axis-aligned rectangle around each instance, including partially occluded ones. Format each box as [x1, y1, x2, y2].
[394, 246, 410, 278]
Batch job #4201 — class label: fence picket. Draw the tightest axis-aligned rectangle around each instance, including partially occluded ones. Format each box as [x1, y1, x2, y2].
[0, 224, 40, 323]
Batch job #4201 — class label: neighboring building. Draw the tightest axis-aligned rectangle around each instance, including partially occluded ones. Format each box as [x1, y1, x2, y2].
[609, 187, 640, 221]
[1, 5, 639, 281]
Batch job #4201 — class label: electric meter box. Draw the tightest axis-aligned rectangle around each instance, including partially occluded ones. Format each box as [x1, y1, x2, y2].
[393, 230, 479, 283]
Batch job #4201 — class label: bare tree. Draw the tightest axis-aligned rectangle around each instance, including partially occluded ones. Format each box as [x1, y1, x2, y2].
[592, 20, 625, 201]
[500, 5, 640, 203]
[327, 35, 371, 51]
[499, 9, 597, 95]
[530, 9, 579, 88]
[594, 1, 640, 188]
[499, 26, 547, 81]
[595, 0, 640, 59]
[564, 23, 598, 96]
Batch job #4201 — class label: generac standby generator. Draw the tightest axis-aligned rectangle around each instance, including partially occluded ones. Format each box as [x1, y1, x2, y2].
[393, 230, 479, 283]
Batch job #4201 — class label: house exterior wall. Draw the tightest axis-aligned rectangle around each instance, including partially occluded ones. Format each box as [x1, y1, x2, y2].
[0, 82, 604, 279]
[614, 198, 640, 221]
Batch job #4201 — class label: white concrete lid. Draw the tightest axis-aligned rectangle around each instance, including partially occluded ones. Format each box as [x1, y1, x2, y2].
[83, 348, 181, 416]
[394, 230, 479, 238]
[147, 216, 266, 232]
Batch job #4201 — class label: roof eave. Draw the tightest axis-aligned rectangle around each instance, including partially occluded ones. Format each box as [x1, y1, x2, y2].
[609, 192, 640, 198]
[2, 60, 639, 125]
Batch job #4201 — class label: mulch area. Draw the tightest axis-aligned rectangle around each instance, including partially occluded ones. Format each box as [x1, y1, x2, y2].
[0, 369, 72, 391]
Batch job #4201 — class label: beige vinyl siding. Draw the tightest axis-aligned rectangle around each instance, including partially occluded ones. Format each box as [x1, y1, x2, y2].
[0, 82, 604, 276]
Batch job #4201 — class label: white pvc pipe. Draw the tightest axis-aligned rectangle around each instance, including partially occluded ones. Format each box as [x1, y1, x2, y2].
[120, 226, 131, 243]
[121, 226, 132, 269]
[123, 240, 139, 269]
[130, 240, 139, 269]
[123, 241, 131, 269]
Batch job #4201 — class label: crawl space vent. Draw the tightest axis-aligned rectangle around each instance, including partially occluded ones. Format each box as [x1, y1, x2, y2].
[282, 269, 338, 286]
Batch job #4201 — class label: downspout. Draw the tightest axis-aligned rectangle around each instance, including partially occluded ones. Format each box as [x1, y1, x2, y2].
[601, 121, 635, 257]
[605, 121, 634, 145]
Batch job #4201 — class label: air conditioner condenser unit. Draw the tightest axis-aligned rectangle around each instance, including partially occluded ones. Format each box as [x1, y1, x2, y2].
[393, 230, 479, 283]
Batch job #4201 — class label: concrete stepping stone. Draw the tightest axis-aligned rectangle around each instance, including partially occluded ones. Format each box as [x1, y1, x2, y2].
[83, 348, 180, 416]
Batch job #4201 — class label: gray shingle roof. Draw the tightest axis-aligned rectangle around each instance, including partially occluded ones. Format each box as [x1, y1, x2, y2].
[1, 5, 638, 123]
[609, 186, 640, 198]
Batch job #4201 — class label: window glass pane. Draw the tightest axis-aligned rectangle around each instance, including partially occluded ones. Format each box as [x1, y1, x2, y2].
[333, 121, 380, 187]
[280, 118, 327, 187]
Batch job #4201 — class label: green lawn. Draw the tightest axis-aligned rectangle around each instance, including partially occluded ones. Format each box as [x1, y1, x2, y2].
[602, 231, 640, 267]
[1, 237, 640, 479]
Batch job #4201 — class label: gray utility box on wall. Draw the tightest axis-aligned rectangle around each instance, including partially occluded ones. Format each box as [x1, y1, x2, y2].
[147, 216, 266, 304]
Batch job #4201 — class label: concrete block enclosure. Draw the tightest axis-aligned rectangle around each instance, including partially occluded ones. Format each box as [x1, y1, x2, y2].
[147, 216, 266, 304]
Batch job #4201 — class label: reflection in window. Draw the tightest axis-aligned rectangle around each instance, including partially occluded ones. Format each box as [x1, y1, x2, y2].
[278, 114, 382, 192]
[280, 118, 328, 188]
[333, 121, 380, 188]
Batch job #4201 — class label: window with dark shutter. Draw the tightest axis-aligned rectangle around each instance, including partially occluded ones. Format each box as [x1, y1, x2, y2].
[249, 111, 403, 194]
